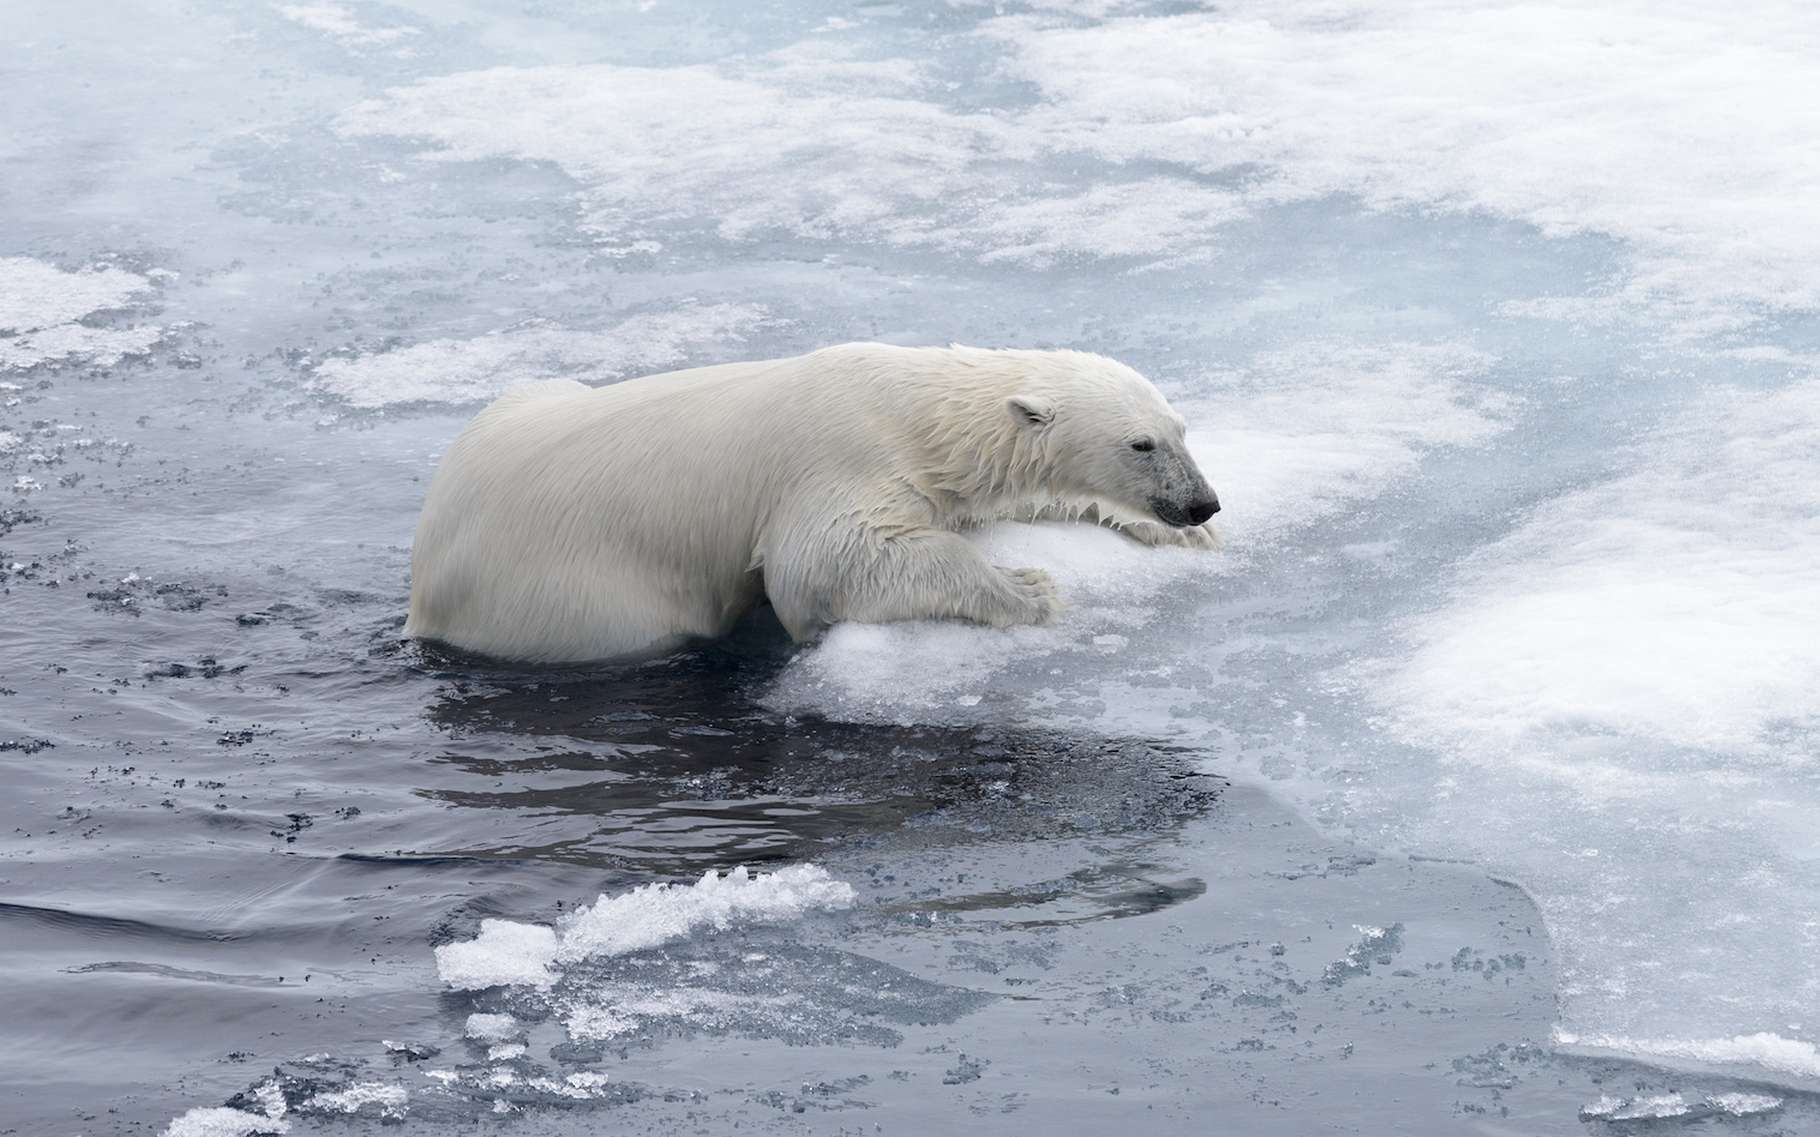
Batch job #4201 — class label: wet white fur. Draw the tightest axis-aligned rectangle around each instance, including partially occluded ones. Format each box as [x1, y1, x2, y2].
[405, 342, 1217, 662]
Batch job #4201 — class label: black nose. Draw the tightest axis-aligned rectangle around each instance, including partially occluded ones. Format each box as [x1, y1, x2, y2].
[1187, 497, 1220, 525]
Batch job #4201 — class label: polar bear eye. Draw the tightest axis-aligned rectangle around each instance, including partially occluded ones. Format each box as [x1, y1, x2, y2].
[1130, 439, 1155, 453]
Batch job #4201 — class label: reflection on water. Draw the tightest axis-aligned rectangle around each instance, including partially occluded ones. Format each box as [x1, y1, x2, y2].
[410, 616, 1224, 874]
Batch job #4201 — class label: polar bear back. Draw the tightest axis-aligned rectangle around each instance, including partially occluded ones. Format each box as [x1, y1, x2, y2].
[404, 349, 913, 660]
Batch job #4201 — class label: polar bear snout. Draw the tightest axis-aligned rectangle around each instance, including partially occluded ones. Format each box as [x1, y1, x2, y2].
[1149, 493, 1220, 527]
[1143, 443, 1220, 528]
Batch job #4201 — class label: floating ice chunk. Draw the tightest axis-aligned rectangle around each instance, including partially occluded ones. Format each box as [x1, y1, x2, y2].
[552, 865, 854, 963]
[435, 865, 855, 990]
[0, 258, 161, 371]
[1556, 1029, 1820, 1081]
[514, 1072, 617, 1100]
[1579, 1093, 1693, 1121]
[486, 1043, 528, 1061]
[0, 257, 148, 331]
[0, 323, 162, 371]
[1579, 1089, 1781, 1121]
[299, 1081, 408, 1118]
[463, 1012, 521, 1043]
[160, 1108, 289, 1137]
[381, 1039, 439, 1060]
[1706, 1092, 1783, 1117]
[563, 1004, 636, 1041]
[563, 1072, 611, 1093]
[0, 432, 18, 453]
[434, 919, 560, 990]
[248, 1080, 286, 1120]
[1322, 923, 1404, 987]
[310, 306, 766, 409]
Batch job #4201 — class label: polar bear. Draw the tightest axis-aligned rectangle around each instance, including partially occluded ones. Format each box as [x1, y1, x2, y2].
[405, 343, 1219, 662]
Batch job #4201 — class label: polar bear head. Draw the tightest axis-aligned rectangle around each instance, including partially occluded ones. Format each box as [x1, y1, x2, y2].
[1005, 351, 1220, 528]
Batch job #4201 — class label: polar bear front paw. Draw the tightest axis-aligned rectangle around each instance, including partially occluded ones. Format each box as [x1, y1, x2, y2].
[1114, 520, 1175, 548]
[1119, 520, 1220, 551]
[995, 566, 1064, 626]
[1176, 521, 1220, 550]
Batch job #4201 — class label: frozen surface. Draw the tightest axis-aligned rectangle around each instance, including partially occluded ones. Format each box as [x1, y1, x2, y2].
[4, 0, 1820, 1132]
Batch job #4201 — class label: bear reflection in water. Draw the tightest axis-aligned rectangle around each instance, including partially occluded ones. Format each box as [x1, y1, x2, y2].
[413, 625, 1221, 881]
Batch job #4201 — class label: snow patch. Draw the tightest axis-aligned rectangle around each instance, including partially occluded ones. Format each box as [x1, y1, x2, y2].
[311, 305, 767, 408]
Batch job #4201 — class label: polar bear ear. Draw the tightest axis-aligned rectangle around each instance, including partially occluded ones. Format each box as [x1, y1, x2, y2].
[1007, 394, 1055, 428]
